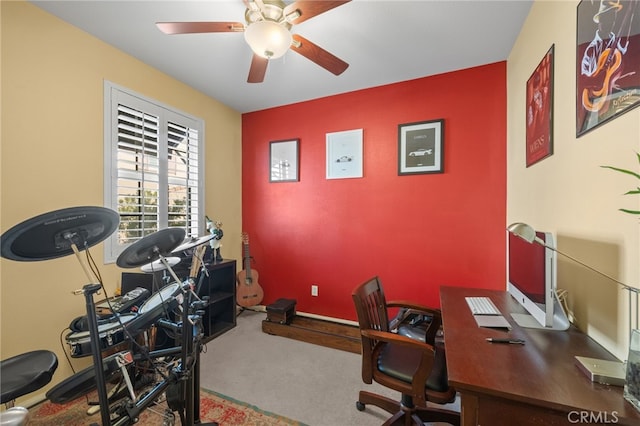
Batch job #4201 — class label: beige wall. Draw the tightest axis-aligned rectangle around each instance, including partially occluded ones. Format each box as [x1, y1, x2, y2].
[0, 1, 242, 400]
[508, 0, 640, 359]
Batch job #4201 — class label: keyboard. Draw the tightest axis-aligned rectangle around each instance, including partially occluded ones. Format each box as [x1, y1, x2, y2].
[465, 297, 501, 316]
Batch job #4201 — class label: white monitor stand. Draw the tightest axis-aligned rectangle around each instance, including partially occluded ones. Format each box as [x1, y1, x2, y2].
[510, 292, 570, 331]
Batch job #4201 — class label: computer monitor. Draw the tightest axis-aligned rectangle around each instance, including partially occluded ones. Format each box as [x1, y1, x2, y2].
[121, 272, 156, 295]
[507, 230, 570, 330]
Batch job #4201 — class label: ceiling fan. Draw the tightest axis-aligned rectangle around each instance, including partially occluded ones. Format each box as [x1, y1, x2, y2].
[156, 0, 350, 83]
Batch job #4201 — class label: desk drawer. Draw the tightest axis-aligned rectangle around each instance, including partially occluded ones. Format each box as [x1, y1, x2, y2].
[463, 392, 624, 426]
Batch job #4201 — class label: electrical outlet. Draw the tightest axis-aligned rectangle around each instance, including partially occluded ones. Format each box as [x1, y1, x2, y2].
[311, 284, 318, 297]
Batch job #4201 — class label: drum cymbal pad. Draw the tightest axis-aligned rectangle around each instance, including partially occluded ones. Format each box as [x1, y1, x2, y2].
[116, 228, 186, 268]
[1, 206, 119, 261]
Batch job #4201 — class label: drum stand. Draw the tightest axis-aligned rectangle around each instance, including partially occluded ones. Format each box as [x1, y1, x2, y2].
[72, 244, 184, 425]
[70, 241, 113, 426]
[141, 254, 214, 426]
[181, 290, 198, 426]
[192, 270, 208, 424]
[100, 265, 214, 424]
[70, 229, 212, 425]
[176, 265, 212, 426]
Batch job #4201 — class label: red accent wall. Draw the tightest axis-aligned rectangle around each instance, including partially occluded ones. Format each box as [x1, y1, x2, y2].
[241, 62, 507, 321]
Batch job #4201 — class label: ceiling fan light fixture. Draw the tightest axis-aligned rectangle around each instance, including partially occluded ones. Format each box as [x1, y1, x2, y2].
[244, 20, 292, 59]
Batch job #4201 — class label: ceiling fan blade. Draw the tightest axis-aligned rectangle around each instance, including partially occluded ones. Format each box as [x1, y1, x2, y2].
[156, 22, 244, 35]
[247, 54, 268, 83]
[291, 34, 349, 76]
[284, 1, 351, 25]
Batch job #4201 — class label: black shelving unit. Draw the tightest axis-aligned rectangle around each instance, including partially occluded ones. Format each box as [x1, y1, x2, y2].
[198, 259, 237, 342]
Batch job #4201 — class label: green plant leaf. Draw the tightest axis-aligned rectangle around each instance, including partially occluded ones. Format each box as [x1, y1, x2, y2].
[602, 152, 640, 216]
[600, 165, 640, 180]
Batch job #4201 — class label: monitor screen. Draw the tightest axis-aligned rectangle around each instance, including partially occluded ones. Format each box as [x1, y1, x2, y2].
[507, 229, 554, 328]
[121, 272, 155, 295]
[507, 228, 570, 330]
[508, 231, 547, 305]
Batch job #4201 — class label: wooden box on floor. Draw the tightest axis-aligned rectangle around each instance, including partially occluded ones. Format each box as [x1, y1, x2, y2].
[265, 298, 297, 324]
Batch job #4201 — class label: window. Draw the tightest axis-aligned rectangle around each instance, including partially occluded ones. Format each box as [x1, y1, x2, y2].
[104, 82, 204, 263]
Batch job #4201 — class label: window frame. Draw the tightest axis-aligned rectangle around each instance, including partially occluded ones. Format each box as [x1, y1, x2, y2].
[103, 81, 205, 264]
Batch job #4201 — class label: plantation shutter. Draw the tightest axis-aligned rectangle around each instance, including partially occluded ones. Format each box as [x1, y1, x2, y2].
[167, 120, 200, 236]
[116, 104, 161, 245]
[104, 83, 204, 263]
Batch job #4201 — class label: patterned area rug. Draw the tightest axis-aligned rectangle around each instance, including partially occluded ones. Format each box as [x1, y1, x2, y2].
[28, 388, 305, 425]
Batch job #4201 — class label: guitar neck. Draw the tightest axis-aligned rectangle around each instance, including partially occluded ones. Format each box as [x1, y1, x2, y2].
[190, 245, 206, 278]
[243, 243, 252, 278]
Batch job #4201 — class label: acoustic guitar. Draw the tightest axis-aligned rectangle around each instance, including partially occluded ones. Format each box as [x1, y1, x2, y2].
[236, 233, 264, 307]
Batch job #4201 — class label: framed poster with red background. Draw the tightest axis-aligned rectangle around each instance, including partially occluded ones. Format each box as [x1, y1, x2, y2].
[526, 45, 554, 167]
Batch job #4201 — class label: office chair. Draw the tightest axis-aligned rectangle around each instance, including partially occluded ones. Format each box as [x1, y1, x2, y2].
[352, 277, 460, 426]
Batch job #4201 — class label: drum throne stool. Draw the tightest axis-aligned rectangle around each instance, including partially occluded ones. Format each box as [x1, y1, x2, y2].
[0, 350, 59, 426]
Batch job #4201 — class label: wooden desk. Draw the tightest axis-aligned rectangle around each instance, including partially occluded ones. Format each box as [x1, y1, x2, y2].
[440, 286, 640, 425]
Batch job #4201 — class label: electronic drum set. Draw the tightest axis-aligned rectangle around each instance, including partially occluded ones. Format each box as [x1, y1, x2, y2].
[0, 206, 218, 426]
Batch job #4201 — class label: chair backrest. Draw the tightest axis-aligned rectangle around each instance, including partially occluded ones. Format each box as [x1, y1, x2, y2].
[352, 276, 390, 383]
[352, 276, 389, 331]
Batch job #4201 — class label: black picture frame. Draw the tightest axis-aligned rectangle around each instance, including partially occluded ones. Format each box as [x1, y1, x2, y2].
[398, 119, 444, 175]
[269, 139, 299, 182]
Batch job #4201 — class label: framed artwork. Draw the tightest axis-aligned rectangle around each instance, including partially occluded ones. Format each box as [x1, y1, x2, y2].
[269, 139, 299, 182]
[326, 129, 363, 179]
[398, 119, 444, 175]
[526, 45, 554, 167]
[576, 0, 640, 137]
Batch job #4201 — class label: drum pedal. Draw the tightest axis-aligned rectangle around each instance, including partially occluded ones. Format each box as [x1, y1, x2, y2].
[87, 351, 136, 417]
[115, 351, 134, 367]
[114, 351, 137, 402]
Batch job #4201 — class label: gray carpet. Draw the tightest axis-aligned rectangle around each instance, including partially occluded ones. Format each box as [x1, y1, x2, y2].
[198, 309, 459, 425]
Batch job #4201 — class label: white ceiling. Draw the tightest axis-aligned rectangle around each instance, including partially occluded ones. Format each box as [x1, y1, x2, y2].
[31, 0, 533, 113]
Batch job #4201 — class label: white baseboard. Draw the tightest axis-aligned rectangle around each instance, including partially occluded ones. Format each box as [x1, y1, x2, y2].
[246, 304, 358, 327]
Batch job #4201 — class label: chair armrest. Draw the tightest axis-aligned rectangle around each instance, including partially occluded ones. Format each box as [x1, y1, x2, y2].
[361, 329, 434, 352]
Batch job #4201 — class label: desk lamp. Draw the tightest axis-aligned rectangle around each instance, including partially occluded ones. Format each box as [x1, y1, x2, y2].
[507, 222, 639, 386]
